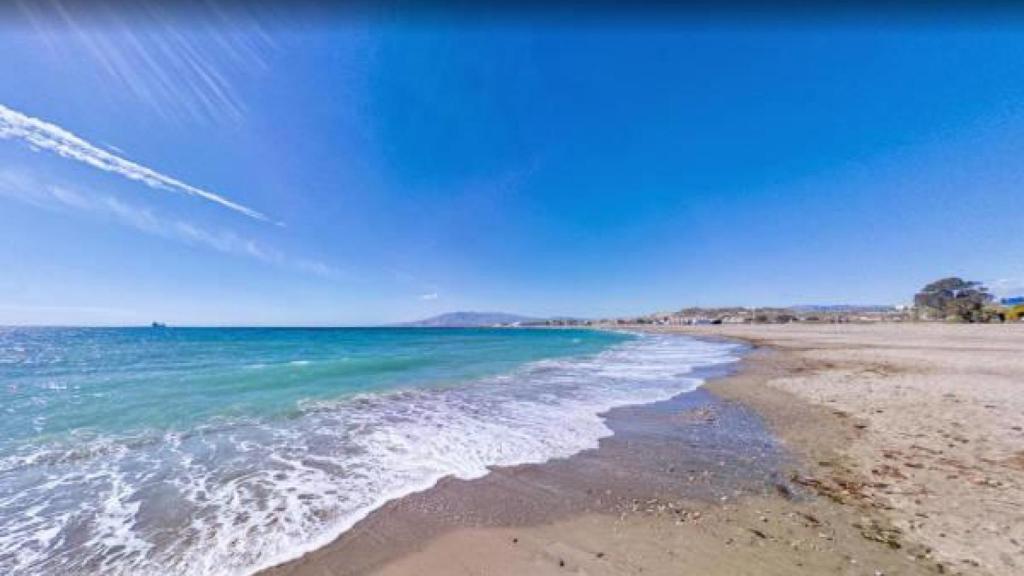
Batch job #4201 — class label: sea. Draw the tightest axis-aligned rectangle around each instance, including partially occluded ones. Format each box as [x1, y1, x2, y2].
[0, 327, 741, 575]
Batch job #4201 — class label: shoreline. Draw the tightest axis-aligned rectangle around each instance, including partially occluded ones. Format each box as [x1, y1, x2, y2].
[262, 324, 1024, 576]
[259, 335, 770, 576]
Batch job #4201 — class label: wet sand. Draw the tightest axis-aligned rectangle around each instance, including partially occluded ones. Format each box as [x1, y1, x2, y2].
[262, 324, 1023, 576]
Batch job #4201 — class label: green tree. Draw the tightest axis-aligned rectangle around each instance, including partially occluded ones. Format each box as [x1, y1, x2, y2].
[913, 277, 994, 322]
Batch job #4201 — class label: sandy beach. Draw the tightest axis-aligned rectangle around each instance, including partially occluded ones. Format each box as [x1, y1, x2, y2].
[8, 11, 1024, 576]
[262, 324, 1024, 576]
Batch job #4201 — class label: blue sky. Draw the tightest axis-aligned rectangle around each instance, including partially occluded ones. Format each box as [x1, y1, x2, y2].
[1, 9, 1024, 325]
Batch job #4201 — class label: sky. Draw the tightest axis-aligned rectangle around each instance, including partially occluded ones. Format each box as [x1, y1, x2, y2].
[1, 5, 1024, 325]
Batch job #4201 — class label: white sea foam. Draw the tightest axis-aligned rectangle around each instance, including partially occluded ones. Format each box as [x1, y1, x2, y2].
[0, 333, 740, 576]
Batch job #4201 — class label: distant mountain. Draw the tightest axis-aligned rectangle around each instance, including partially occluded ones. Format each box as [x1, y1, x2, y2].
[400, 311, 540, 327]
[789, 304, 896, 313]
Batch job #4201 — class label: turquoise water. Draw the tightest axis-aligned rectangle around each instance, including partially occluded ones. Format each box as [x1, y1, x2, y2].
[0, 327, 741, 576]
[1, 327, 624, 442]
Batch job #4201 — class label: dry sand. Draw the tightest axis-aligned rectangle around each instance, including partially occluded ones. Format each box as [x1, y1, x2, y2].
[263, 324, 1024, 576]
[685, 324, 1024, 575]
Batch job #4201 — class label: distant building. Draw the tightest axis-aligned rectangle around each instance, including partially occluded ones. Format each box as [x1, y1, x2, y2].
[997, 297, 1024, 322]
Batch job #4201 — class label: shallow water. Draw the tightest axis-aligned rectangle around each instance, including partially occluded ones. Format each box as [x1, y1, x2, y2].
[0, 327, 741, 575]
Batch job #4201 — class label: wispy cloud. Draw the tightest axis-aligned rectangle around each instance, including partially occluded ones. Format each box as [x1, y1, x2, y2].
[990, 278, 1024, 299]
[295, 259, 340, 279]
[0, 103, 273, 223]
[12, 2, 274, 125]
[0, 169, 335, 278]
[418, 292, 439, 301]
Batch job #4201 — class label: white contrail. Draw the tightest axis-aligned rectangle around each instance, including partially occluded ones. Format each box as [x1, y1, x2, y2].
[0, 103, 271, 222]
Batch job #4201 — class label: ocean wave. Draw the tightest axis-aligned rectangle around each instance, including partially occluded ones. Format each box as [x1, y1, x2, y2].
[0, 333, 740, 576]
